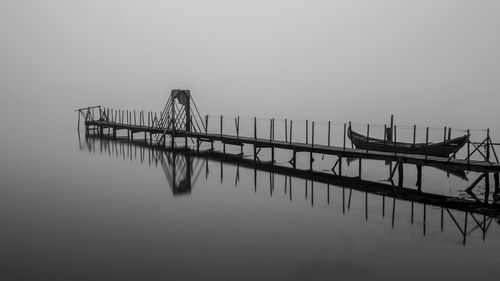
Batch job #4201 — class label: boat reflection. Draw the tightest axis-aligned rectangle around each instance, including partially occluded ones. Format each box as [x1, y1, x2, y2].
[79, 134, 500, 245]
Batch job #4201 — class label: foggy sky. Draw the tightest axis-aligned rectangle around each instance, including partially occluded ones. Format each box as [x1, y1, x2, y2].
[1, 0, 499, 130]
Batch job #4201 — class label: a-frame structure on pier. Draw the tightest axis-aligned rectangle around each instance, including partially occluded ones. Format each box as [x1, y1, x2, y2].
[156, 89, 206, 145]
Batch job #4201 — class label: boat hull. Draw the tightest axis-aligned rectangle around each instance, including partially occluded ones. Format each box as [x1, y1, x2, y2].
[348, 127, 468, 157]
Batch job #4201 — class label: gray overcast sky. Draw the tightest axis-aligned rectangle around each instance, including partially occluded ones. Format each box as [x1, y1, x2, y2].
[1, 0, 499, 129]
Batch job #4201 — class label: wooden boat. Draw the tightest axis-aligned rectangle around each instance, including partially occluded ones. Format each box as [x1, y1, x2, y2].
[348, 126, 468, 157]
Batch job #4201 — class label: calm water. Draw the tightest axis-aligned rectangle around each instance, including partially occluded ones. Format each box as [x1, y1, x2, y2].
[2, 1, 500, 279]
[1, 105, 499, 281]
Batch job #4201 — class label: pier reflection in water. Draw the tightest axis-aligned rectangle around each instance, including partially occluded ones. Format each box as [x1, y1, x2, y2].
[80, 133, 500, 246]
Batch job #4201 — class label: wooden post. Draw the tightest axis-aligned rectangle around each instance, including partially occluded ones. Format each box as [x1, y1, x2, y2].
[254, 117, 257, 140]
[311, 121, 315, 147]
[236, 116, 240, 138]
[290, 120, 293, 144]
[343, 123, 346, 151]
[269, 118, 273, 142]
[394, 125, 397, 156]
[366, 124, 370, 155]
[306, 120, 309, 144]
[328, 121, 331, 146]
[425, 127, 429, 160]
[443, 127, 447, 142]
[77, 111, 80, 131]
[220, 115, 223, 136]
[310, 122, 314, 171]
[448, 127, 451, 142]
[134, 110, 136, 125]
[390, 114, 394, 141]
[285, 119, 288, 142]
[486, 128, 490, 162]
[205, 115, 209, 134]
[272, 118, 275, 141]
[413, 125, 416, 151]
[383, 124, 387, 145]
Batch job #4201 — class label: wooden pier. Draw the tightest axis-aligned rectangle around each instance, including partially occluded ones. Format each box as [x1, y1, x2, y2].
[77, 89, 500, 197]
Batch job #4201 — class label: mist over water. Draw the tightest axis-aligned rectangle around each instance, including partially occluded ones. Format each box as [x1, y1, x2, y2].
[1, 1, 500, 280]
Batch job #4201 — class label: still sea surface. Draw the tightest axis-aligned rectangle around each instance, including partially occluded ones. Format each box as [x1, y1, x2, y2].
[0, 103, 499, 281]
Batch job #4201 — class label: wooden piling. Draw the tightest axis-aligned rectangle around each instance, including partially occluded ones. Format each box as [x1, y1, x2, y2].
[486, 128, 490, 162]
[236, 116, 240, 138]
[343, 123, 346, 151]
[366, 124, 370, 155]
[328, 121, 331, 146]
[269, 119, 272, 141]
[383, 124, 387, 145]
[394, 125, 397, 156]
[413, 125, 416, 151]
[254, 117, 257, 140]
[306, 120, 309, 144]
[467, 129, 470, 166]
[205, 115, 209, 134]
[272, 118, 275, 141]
[285, 119, 288, 142]
[425, 127, 429, 160]
[220, 115, 223, 137]
[310, 122, 314, 171]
